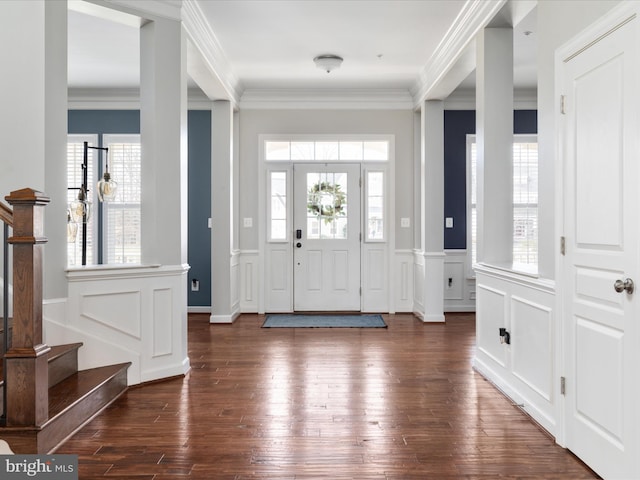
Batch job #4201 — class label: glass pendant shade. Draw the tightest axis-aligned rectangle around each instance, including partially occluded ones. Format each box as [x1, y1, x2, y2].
[69, 187, 91, 223]
[69, 199, 91, 223]
[97, 172, 118, 201]
[66, 210, 78, 243]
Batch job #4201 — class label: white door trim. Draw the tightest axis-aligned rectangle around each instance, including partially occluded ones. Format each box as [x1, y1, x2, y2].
[257, 134, 395, 313]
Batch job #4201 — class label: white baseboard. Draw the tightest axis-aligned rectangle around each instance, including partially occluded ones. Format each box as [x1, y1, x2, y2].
[444, 306, 476, 313]
[210, 310, 241, 324]
[188, 306, 211, 314]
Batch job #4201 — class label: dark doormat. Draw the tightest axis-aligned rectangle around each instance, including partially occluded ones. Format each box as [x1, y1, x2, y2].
[262, 314, 387, 328]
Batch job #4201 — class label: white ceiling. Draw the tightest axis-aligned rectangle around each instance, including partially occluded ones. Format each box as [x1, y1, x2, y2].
[67, 0, 537, 99]
[196, 0, 466, 91]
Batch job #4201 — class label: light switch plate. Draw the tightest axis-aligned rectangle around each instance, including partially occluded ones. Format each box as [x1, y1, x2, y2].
[445, 217, 454, 228]
[207, 218, 212, 228]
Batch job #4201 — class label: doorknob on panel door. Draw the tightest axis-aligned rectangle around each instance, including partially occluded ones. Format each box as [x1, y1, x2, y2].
[614, 278, 635, 294]
[296, 242, 302, 248]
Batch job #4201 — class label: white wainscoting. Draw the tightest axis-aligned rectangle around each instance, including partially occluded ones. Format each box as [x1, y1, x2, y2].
[362, 244, 389, 312]
[239, 250, 259, 312]
[263, 243, 292, 312]
[232, 249, 474, 316]
[231, 250, 241, 317]
[443, 250, 476, 312]
[394, 250, 414, 312]
[412, 249, 425, 317]
[43, 264, 190, 386]
[412, 250, 445, 322]
[473, 264, 557, 436]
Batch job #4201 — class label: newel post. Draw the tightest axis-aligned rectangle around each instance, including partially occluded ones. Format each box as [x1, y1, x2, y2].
[5, 188, 51, 427]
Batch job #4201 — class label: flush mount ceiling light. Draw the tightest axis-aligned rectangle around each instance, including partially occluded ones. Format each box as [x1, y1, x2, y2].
[313, 54, 343, 73]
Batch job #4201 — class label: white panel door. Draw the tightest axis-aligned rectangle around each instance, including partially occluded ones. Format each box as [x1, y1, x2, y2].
[293, 163, 361, 311]
[562, 9, 640, 479]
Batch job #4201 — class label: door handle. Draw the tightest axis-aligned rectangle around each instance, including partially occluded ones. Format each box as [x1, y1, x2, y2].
[296, 242, 302, 248]
[614, 278, 635, 294]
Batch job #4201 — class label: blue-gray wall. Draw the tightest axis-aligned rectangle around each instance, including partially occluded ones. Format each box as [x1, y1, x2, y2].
[187, 110, 212, 307]
[443, 110, 538, 249]
[68, 109, 212, 306]
[68, 110, 140, 134]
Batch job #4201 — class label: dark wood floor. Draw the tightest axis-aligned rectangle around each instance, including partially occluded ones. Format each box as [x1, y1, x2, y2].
[56, 313, 598, 479]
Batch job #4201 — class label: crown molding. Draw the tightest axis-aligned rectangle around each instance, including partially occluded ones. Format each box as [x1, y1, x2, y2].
[68, 88, 141, 109]
[82, 0, 182, 21]
[239, 89, 414, 110]
[181, 0, 242, 105]
[68, 87, 213, 110]
[411, 0, 507, 106]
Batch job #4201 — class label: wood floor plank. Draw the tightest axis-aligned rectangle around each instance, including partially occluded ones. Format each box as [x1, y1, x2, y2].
[56, 313, 599, 479]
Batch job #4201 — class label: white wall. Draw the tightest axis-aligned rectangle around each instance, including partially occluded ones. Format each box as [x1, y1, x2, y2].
[0, 1, 68, 299]
[474, 0, 623, 441]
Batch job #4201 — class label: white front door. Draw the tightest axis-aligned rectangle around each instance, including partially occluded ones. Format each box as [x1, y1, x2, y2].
[561, 7, 640, 478]
[293, 163, 361, 311]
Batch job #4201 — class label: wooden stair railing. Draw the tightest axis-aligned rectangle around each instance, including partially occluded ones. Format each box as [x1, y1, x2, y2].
[0, 188, 131, 453]
[1, 198, 13, 423]
[0, 202, 12, 227]
[4, 188, 51, 427]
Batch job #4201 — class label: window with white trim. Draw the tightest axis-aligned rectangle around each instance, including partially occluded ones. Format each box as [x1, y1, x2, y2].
[268, 170, 288, 241]
[66, 134, 141, 266]
[467, 134, 538, 270]
[365, 170, 385, 241]
[265, 140, 389, 162]
[102, 135, 141, 264]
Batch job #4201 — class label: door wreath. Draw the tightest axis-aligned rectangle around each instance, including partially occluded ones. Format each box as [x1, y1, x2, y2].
[307, 181, 346, 223]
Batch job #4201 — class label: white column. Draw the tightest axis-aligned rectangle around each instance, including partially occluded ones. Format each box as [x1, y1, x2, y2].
[210, 101, 235, 323]
[140, 17, 188, 266]
[139, 17, 189, 381]
[420, 100, 445, 322]
[0, 0, 67, 299]
[476, 28, 513, 266]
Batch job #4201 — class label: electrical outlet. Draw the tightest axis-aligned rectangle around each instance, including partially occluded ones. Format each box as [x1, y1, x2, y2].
[191, 279, 199, 292]
[243, 217, 253, 228]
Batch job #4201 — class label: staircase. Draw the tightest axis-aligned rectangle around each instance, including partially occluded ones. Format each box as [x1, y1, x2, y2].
[0, 188, 130, 453]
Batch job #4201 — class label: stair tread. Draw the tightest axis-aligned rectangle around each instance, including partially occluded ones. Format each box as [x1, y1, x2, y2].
[48, 363, 131, 420]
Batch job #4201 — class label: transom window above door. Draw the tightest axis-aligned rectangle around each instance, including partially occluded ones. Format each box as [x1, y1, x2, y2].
[265, 140, 389, 161]
[264, 137, 391, 244]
